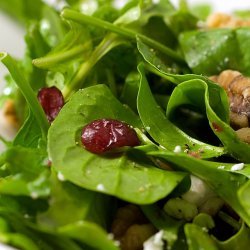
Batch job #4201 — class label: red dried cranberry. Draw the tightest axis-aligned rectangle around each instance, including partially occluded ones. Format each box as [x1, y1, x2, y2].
[81, 118, 140, 154]
[37, 86, 64, 122]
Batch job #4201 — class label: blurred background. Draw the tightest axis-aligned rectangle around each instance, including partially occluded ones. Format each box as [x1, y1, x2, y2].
[1, 0, 250, 89]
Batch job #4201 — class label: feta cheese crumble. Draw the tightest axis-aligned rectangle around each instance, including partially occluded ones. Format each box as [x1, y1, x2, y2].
[57, 171, 65, 181]
[173, 145, 182, 153]
[96, 184, 106, 191]
[231, 163, 244, 171]
[217, 165, 225, 169]
[143, 230, 164, 250]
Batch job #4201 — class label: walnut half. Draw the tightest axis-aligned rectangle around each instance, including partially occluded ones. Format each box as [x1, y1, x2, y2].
[210, 70, 250, 129]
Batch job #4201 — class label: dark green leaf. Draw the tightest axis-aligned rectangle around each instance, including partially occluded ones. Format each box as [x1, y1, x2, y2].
[48, 84, 186, 204]
[0, 146, 50, 198]
[184, 224, 218, 250]
[137, 64, 225, 158]
[167, 79, 250, 162]
[37, 172, 112, 229]
[59, 221, 119, 250]
[13, 111, 42, 148]
[0, 0, 45, 24]
[179, 28, 250, 76]
[0, 53, 49, 139]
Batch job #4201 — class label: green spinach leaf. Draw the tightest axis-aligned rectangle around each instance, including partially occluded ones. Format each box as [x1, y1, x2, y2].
[137, 64, 225, 158]
[37, 172, 112, 229]
[0, 146, 50, 198]
[13, 111, 42, 148]
[179, 28, 250, 76]
[167, 79, 250, 162]
[59, 220, 119, 250]
[48, 84, 186, 204]
[184, 223, 218, 250]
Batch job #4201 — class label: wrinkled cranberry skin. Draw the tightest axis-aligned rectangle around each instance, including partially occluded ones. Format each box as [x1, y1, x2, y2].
[81, 119, 141, 154]
[37, 86, 64, 122]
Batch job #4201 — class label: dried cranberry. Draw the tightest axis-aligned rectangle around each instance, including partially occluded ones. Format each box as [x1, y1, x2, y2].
[37, 86, 64, 122]
[81, 119, 140, 154]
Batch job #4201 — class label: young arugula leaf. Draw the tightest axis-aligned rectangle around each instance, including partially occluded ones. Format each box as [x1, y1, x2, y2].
[0, 232, 40, 250]
[23, 21, 50, 91]
[120, 71, 140, 112]
[127, 0, 177, 48]
[39, 5, 67, 48]
[0, 146, 50, 198]
[0, 209, 83, 250]
[167, 79, 250, 162]
[13, 110, 42, 148]
[61, 8, 185, 63]
[62, 33, 124, 98]
[238, 180, 250, 219]
[0, 0, 45, 24]
[48, 84, 187, 204]
[58, 220, 119, 250]
[0, 53, 49, 138]
[184, 223, 218, 250]
[137, 37, 183, 74]
[137, 64, 225, 158]
[37, 172, 112, 229]
[33, 23, 92, 71]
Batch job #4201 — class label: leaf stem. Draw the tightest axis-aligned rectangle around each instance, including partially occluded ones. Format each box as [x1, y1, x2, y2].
[62, 34, 123, 98]
[32, 43, 90, 69]
[0, 53, 49, 138]
[61, 9, 185, 64]
[218, 211, 241, 231]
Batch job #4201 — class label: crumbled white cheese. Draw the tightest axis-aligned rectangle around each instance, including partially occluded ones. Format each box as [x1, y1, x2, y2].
[96, 184, 106, 191]
[145, 126, 151, 131]
[173, 145, 182, 153]
[181, 175, 215, 207]
[231, 163, 244, 171]
[107, 233, 114, 240]
[143, 230, 164, 250]
[57, 171, 65, 181]
[30, 192, 38, 200]
[217, 165, 225, 170]
[152, 0, 160, 4]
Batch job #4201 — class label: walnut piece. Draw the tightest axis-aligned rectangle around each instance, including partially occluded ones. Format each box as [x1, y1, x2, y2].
[111, 204, 156, 250]
[236, 127, 250, 144]
[207, 13, 250, 28]
[2, 99, 19, 129]
[210, 70, 250, 129]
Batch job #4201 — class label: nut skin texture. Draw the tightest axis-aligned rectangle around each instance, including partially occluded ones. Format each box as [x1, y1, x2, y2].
[210, 70, 250, 128]
[120, 224, 156, 250]
[111, 205, 156, 250]
[111, 205, 147, 238]
[236, 127, 250, 144]
[37, 86, 64, 123]
[81, 119, 140, 154]
[207, 13, 250, 28]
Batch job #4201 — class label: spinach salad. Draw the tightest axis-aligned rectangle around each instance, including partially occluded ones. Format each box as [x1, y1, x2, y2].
[1, 0, 250, 249]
